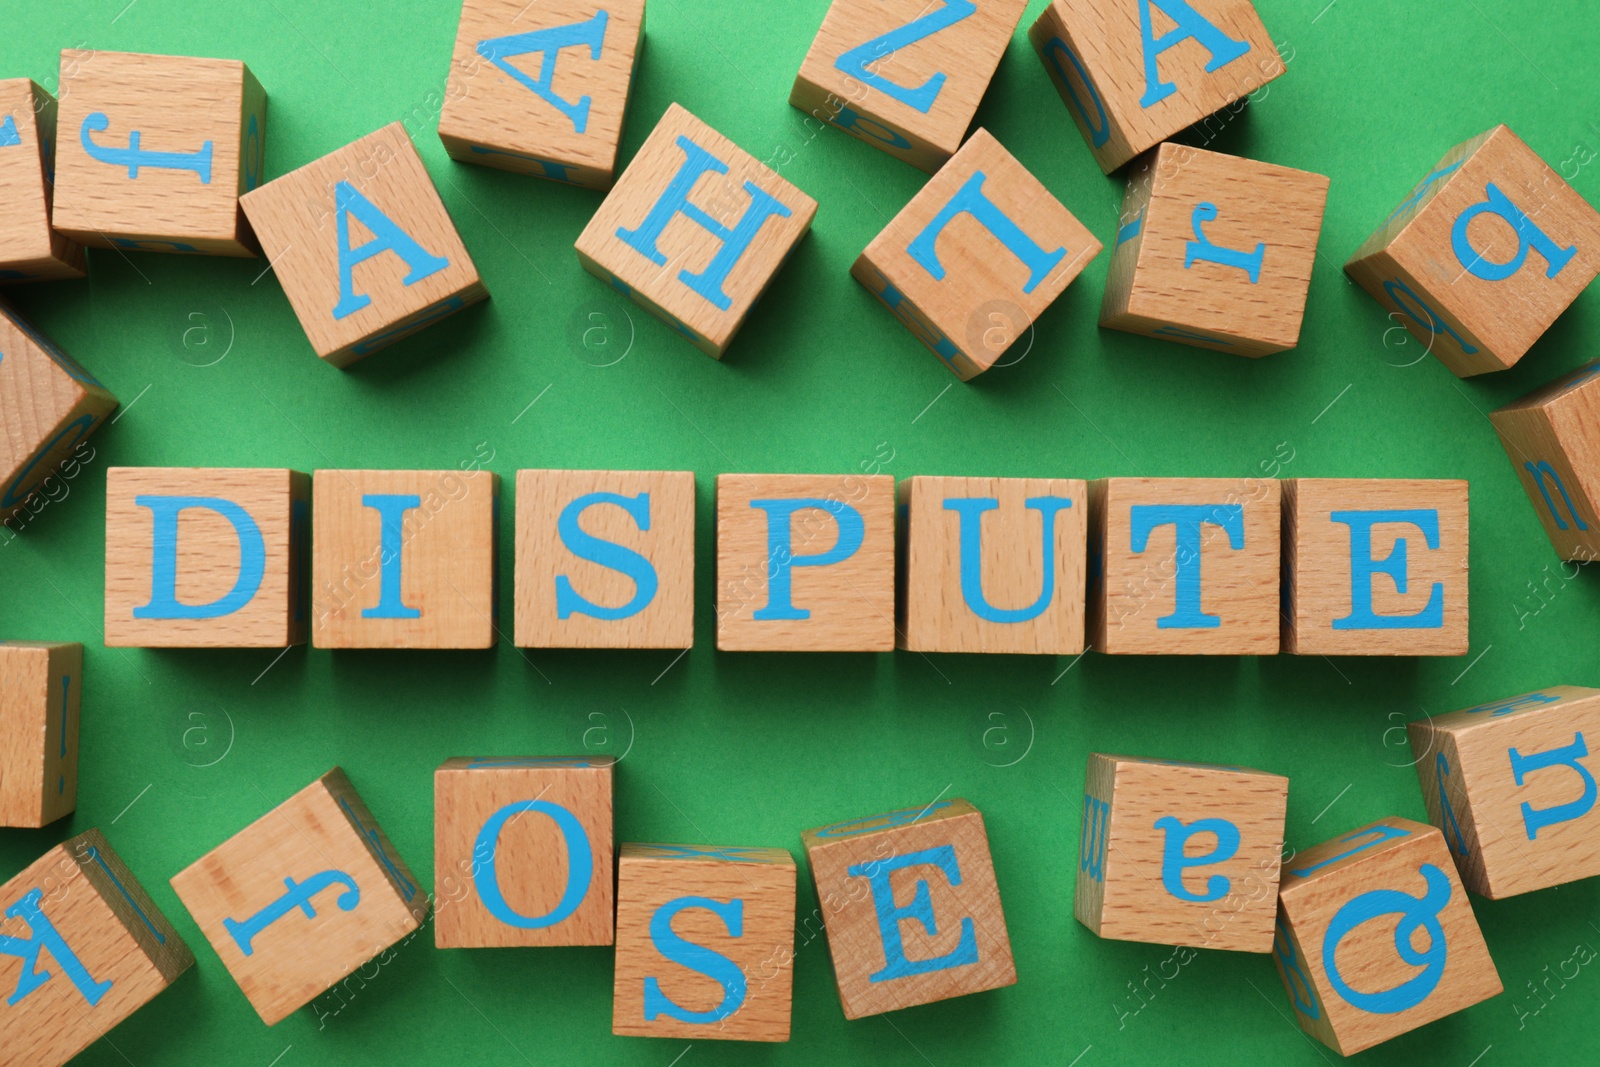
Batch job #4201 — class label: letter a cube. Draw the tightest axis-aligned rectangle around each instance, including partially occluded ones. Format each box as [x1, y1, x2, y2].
[0, 641, 81, 828]
[0, 79, 86, 281]
[1490, 361, 1600, 561]
[853, 129, 1101, 380]
[1347, 125, 1600, 377]
[575, 103, 817, 358]
[169, 768, 428, 1026]
[1272, 818, 1501, 1056]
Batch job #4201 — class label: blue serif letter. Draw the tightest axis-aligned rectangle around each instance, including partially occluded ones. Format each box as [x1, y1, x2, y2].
[642, 896, 747, 1024]
[362, 494, 422, 620]
[134, 496, 266, 620]
[1524, 461, 1590, 532]
[331, 181, 449, 320]
[223, 871, 361, 956]
[749, 497, 864, 621]
[908, 172, 1067, 295]
[1155, 815, 1240, 903]
[556, 491, 659, 621]
[1331, 509, 1444, 631]
[849, 846, 979, 983]
[1509, 732, 1597, 840]
[1452, 182, 1576, 282]
[80, 112, 211, 182]
[1, 889, 113, 1007]
[474, 801, 593, 929]
[1185, 203, 1264, 283]
[477, 12, 609, 134]
[1323, 864, 1451, 1015]
[1137, 0, 1251, 108]
[1129, 504, 1245, 629]
[833, 0, 976, 114]
[944, 496, 1073, 623]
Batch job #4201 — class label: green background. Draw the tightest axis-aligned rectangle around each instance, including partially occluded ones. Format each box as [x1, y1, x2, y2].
[5, 0, 1600, 1063]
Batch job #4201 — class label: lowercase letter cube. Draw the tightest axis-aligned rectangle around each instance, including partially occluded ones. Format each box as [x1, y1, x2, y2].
[1490, 361, 1600, 561]
[0, 78, 86, 281]
[0, 640, 81, 828]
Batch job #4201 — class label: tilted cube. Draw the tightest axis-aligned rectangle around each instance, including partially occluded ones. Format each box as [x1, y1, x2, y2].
[1490, 360, 1600, 561]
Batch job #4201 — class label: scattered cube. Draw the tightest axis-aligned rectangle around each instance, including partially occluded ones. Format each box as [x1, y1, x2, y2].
[0, 640, 81, 827]
[0, 78, 86, 281]
[1490, 361, 1600, 561]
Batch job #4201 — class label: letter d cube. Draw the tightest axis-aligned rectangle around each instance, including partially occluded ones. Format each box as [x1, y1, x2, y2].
[1490, 362, 1600, 562]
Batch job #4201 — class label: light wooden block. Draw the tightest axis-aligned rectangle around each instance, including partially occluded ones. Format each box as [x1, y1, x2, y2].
[439, 0, 646, 190]
[1089, 477, 1279, 655]
[0, 78, 86, 282]
[435, 756, 615, 948]
[1490, 361, 1600, 561]
[1347, 125, 1600, 377]
[1029, 0, 1284, 174]
[53, 50, 265, 256]
[1101, 143, 1328, 356]
[853, 128, 1101, 380]
[1282, 479, 1468, 656]
[104, 467, 310, 649]
[802, 798, 1015, 1019]
[574, 103, 817, 358]
[514, 469, 694, 649]
[169, 768, 428, 1026]
[1272, 818, 1501, 1056]
[790, 0, 1028, 173]
[715, 473, 894, 652]
[612, 843, 796, 1042]
[0, 640, 81, 828]
[241, 122, 487, 367]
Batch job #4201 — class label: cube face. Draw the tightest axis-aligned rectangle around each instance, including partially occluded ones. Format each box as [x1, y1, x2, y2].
[612, 844, 796, 1042]
[715, 473, 895, 652]
[1282, 479, 1469, 656]
[0, 641, 81, 828]
[514, 469, 695, 649]
[240, 122, 487, 366]
[0, 79, 86, 281]
[1490, 361, 1600, 561]
[853, 128, 1102, 380]
[434, 757, 615, 948]
[575, 103, 817, 358]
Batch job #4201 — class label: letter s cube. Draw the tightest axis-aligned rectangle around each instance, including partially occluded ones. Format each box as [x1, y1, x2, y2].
[1490, 361, 1600, 562]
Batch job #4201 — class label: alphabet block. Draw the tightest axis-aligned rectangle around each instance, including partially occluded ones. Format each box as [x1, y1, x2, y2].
[1101, 143, 1329, 355]
[0, 79, 86, 281]
[0, 829, 193, 1067]
[439, 0, 646, 189]
[790, 0, 1028, 173]
[715, 473, 894, 652]
[1282, 479, 1468, 656]
[1347, 125, 1600, 377]
[240, 122, 487, 367]
[1028, 0, 1283, 174]
[1271, 818, 1501, 1056]
[612, 842, 796, 1042]
[853, 128, 1101, 379]
[1489, 361, 1600, 561]
[435, 756, 614, 948]
[53, 50, 266, 256]
[1089, 477, 1279, 655]
[802, 799, 1015, 1018]
[514, 469, 694, 649]
[574, 103, 817, 358]
[169, 768, 428, 1026]
[0, 640, 80, 828]
[104, 467, 310, 648]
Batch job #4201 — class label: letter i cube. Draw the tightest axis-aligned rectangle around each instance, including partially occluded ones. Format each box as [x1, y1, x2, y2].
[1490, 362, 1600, 561]
[853, 129, 1101, 380]
[801, 799, 1016, 1018]
[1272, 818, 1500, 1056]
[1347, 125, 1600, 377]
[0, 79, 86, 281]
[0, 641, 81, 828]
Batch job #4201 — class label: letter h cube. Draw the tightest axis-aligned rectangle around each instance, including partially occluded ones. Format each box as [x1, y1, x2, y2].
[1490, 361, 1600, 562]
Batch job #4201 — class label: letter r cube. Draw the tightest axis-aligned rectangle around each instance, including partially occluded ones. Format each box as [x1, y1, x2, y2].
[1490, 361, 1600, 562]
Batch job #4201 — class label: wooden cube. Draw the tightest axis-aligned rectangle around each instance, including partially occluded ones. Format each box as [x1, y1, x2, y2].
[53, 50, 266, 256]
[1272, 818, 1501, 1056]
[0, 79, 86, 281]
[1090, 477, 1279, 655]
[0, 829, 193, 1067]
[311, 469, 498, 649]
[435, 756, 615, 948]
[574, 103, 817, 359]
[1282, 479, 1469, 656]
[1101, 143, 1328, 355]
[104, 467, 310, 648]
[1075, 753, 1287, 952]
[241, 122, 487, 367]
[802, 799, 1015, 1018]
[1490, 361, 1600, 561]
[790, 0, 1028, 173]
[0, 640, 81, 828]
[439, 0, 646, 189]
[715, 473, 894, 652]
[169, 768, 428, 1026]
[514, 469, 694, 649]
[1029, 0, 1284, 174]
[853, 128, 1101, 380]
[613, 843, 796, 1042]
[1347, 125, 1600, 377]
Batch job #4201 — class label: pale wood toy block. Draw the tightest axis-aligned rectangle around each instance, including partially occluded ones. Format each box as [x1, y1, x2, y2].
[1029, 0, 1284, 175]
[613, 842, 796, 1042]
[104, 467, 311, 649]
[240, 122, 487, 368]
[0, 641, 81, 828]
[789, 0, 1028, 174]
[898, 475, 1088, 653]
[514, 469, 694, 649]
[1089, 477, 1279, 655]
[853, 128, 1102, 380]
[0, 79, 86, 282]
[169, 768, 428, 1026]
[1347, 125, 1600, 377]
[435, 756, 615, 948]
[311, 469, 498, 649]
[715, 473, 894, 652]
[1272, 817, 1501, 1056]
[1282, 479, 1469, 657]
[574, 103, 817, 359]
[53, 50, 266, 256]
[439, 0, 647, 190]
[1101, 143, 1328, 356]
[1490, 360, 1600, 562]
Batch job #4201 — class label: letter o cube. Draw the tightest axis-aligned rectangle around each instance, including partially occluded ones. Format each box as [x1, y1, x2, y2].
[0, 78, 86, 281]
[1490, 362, 1600, 562]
